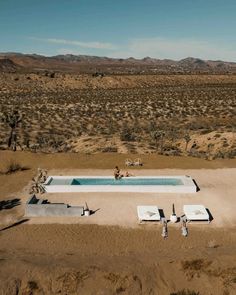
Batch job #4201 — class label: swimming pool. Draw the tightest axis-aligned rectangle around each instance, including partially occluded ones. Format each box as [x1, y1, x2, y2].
[44, 176, 197, 193]
[49, 177, 183, 186]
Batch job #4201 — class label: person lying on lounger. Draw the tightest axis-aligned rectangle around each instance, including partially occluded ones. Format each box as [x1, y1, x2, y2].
[124, 171, 134, 177]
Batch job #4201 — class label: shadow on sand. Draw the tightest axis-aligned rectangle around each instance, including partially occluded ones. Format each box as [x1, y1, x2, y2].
[0, 198, 21, 211]
[0, 218, 29, 232]
[206, 208, 214, 222]
[193, 179, 200, 192]
[158, 209, 165, 219]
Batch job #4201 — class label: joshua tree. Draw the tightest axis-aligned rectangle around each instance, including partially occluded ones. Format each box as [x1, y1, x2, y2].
[167, 126, 178, 144]
[30, 178, 46, 194]
[120, 125, 135, 142]
[184, 133, 191, 151]
[206, 143, 214, 160]
[3, 110, 22, 151]
[150, 130, 165, 153]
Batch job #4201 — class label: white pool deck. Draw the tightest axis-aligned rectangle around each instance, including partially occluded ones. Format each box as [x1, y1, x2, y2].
[44, 175, 197, 193]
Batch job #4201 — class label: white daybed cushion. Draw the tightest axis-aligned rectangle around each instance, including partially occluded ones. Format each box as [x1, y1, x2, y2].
[183, 205, 209, 221]
[137, 206, 160, 221]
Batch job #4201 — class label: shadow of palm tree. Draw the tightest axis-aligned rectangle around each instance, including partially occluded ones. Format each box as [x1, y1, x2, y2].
[90, 208, 100, 215]
[0, 218, 29, 232]
[0, 198, 21, 210]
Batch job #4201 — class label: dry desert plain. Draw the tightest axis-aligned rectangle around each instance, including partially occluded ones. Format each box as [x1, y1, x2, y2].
[0, 73, 236, 158]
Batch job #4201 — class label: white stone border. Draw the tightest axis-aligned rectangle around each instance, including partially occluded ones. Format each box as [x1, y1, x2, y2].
[44, 175, 197, 193]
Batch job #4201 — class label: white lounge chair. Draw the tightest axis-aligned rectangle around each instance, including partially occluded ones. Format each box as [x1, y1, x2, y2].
[137, 206, 160, 223]
[183, 205, 210, 223]
[133, 158, 143, 166]
[125, 158, 133, 166]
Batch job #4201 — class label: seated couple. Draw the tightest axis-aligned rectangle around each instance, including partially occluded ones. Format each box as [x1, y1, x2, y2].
[114, 166, 134, 180]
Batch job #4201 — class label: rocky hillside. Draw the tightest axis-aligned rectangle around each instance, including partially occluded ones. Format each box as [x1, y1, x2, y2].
[0, 58, 21, 72]
[1, 52, 236, 74]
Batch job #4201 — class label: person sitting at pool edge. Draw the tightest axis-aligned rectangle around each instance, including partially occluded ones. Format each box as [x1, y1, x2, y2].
[114, 166, 122, 179]
[114, 167, 134, 179]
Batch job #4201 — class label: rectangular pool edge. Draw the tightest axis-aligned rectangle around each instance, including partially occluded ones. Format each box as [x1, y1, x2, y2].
[44, 175, 197, 193]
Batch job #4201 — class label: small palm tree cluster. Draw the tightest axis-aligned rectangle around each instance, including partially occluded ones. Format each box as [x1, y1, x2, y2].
[30, 168, 48, 194]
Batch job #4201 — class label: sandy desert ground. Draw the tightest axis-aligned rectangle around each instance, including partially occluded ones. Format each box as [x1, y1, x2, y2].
[0, 225, 236, 295]
[0, 151, 236, 294]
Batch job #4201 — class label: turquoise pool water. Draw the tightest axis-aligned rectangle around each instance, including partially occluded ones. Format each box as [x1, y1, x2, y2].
[49, 178, 183, 186]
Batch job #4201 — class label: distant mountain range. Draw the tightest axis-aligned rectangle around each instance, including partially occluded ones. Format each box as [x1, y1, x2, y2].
[1, 52, 236, 74]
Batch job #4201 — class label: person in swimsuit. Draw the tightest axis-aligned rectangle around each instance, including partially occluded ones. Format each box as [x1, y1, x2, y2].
[114, 166, 121, 179]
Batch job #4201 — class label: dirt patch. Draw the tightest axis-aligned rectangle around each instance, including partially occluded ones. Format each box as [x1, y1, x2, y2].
[0, 225, 235, 294]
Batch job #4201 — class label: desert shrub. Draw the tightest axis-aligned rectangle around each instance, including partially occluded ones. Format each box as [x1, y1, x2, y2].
[1, 160, 29, 174]
[214, 151, 225, 159]
[27, 281, 38, 290]
[214, 133, 221, 138]
[223, 142, 229, 147]
[207, 240, 219, 248]
[124, 142, 136, 153]
[181, 259, 211, 271]
[170, 290, 200, 295]
[120, 127, 136, 142]
[221, 149, 236, 159]
[161, 145, 182, 156]
[101, 146, 118, 152]
[200, 129, 211, 135]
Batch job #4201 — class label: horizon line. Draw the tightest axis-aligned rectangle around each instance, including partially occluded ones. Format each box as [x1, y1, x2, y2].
[1, 51, 236, 64]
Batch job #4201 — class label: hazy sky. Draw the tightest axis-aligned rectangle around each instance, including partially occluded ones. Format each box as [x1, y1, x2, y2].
[1, 0, 236, 61]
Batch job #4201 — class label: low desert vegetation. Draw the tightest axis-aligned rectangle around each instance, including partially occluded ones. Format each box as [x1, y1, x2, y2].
[0, 159, 29, 175]
[170, 290, 200, 295]
[181, 259, 212, 271]
[181, 258, 236, 289]
[0, 73, 235, 158]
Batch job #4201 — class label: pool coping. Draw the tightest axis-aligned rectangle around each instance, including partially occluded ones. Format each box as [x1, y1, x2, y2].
[44, 175, 197, 193]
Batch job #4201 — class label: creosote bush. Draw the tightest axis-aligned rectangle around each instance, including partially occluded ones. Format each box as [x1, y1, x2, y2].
[0, 73, 235, 157]
[181, 259, 212, 271]
[170, 290, 200, 295]
[1, 160, 29, 174]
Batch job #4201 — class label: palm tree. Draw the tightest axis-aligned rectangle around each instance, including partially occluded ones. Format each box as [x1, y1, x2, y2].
[29, 168, 47, 194]
[3, 110, 22, 151]
[30, 177, 46, 194]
